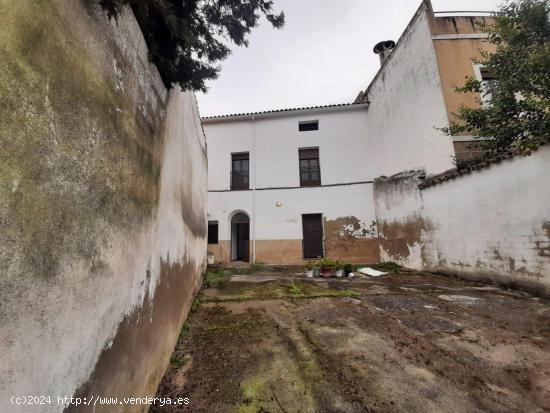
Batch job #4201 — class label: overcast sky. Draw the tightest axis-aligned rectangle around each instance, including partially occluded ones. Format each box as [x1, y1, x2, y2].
[197, 0, 502, 117]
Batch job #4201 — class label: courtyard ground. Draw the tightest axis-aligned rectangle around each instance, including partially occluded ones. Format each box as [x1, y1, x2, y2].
[152, 266, 550, 413]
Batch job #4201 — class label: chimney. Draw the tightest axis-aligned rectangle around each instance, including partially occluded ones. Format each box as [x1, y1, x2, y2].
[373, 40, 396, 65]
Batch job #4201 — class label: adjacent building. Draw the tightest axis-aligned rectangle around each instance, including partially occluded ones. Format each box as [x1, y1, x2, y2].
[204, 0, 495, 265]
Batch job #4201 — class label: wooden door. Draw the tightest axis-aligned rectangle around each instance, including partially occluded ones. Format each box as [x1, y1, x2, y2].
[302, 214, 324, 258]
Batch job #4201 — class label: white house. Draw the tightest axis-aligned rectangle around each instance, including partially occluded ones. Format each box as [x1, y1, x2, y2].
[205, 104, 380, 265]
[203, 0, 494, 265]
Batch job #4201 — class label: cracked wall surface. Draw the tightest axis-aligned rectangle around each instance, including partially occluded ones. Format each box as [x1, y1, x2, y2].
[0, 1, 207, 411]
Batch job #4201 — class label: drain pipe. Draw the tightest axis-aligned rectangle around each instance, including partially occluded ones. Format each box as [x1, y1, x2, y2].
[251, 116, 257, 264]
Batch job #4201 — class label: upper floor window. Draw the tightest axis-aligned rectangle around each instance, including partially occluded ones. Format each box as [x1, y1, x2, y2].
[299, 120, 319, 132]
[231, 152, 249, 190]
[299, 148, 321, 187]
[474, 65, 498, 106]
[480, 67, 497, 102]
[208, 221, 219, 244]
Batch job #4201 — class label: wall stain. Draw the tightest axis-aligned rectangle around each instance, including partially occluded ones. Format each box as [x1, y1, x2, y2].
[538, 222, 550, 258]
[377, 216, 433, 261]
[65, 259, 202, 413]
[1, 0, 206, 409]
[324, 217, 380, 263]
[0, 0, 165, 278]
[493, 249, 504, 261]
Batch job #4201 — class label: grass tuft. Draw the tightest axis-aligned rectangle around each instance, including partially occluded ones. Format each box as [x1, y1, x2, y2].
[204, 268, 232, 286]
[170, 353, 188, 368]
[288, 282, 304, 296]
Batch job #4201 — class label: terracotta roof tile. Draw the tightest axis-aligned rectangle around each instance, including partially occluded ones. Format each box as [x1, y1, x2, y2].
[419, 143, 547, 189]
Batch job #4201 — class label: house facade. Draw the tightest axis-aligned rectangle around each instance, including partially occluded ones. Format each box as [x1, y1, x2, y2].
[204, 0, 495, 265]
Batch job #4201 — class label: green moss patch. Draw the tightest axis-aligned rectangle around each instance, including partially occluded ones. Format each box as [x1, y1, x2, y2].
[204, 279, 362, 303]
[0, 0, 165, 277]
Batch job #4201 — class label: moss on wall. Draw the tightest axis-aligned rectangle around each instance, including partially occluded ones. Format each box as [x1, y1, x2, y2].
[0, 0, 164, 277]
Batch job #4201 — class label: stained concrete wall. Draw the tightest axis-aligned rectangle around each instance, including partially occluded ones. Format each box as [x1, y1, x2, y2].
[374, 170, 428, 270]
[374, 146, 550, 296]
[0, 1, 207, 411]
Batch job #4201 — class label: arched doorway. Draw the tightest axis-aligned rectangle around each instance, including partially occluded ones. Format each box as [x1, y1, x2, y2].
[231, 212, 250, 262]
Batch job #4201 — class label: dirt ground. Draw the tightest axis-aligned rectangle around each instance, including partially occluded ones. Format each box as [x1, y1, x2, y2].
[152, 268, 550, 413]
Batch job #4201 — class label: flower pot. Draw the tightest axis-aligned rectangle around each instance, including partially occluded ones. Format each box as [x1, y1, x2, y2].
[335, 269, 344, 278]
[313, 267, 321, 277]
[305, 269, 314, 278]
[321, 267, 333, 277]
[344, 265, 353, 276]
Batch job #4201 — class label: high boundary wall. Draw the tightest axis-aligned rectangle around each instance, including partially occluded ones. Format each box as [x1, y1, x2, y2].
[374, 146, 550, 296]
[0, 1, 207, 411]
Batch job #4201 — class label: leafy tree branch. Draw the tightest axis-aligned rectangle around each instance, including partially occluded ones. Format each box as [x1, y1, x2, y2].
[98, 0, 284, 91]
[443, 0, 549, 156]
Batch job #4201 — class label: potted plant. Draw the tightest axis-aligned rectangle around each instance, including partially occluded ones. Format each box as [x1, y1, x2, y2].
[344, 263, 353, 277]
[334, 261, 344, 278]
[319, 258, 336, 278]
[312, 260, 321, 277]
[304, 261, 314, 278]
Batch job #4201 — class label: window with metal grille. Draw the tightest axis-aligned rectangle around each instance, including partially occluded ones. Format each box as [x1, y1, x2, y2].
[231, 153, 249, 190]
[480, 67, 498, 105]
[299, 120, 319, 132]
[299, 148, 321, 187]
[208, 221, 219, 244]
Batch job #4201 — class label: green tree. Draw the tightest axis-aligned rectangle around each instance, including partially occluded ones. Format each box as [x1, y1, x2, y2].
[98, 0, 284, 91]
[445, 0, 549, 156]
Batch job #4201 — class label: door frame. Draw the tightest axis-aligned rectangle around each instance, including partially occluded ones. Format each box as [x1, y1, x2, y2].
[301, 213, 325, 259]
[230, 211, 250, 262]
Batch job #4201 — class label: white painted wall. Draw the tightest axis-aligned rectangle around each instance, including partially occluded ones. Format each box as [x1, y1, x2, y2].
[207, 121, 255, 191]
[421, 146, 550, 287]
[206, 106, 371, 192]
[373, 146, 550, 294]
[363, 4, 455, 177]
[254, 110, 373, 187]
[209, 183, 376, 242]
[208, 190, 254, 240]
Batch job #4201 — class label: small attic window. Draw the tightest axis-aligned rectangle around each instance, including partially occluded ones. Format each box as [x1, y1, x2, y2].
[299, 120, 319, 132]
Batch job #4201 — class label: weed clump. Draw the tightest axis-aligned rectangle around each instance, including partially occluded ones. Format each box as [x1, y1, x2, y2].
[204, 268, 232, 286]
[169, 353, 188, 369]
[371, 262, 402, 274]
[288, 283, 304, 296]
